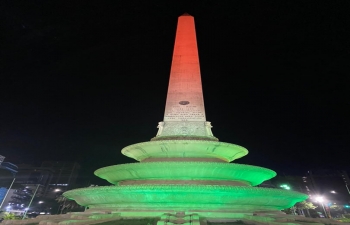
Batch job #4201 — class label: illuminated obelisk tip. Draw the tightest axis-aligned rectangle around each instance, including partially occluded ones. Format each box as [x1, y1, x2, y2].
[152, 13, 217, 141]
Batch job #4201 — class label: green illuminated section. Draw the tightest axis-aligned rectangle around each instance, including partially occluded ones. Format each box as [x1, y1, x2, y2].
[63, 139, 308, 215]
[64, 185, 307, 211]
[95, 161, 276, 186]
[64, 137, 307, 214]
[121, 140, 248, 162]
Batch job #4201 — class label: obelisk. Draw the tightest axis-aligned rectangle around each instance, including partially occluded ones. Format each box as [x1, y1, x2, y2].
[62, 15, 308, 224]
[153, 13, 217, 141]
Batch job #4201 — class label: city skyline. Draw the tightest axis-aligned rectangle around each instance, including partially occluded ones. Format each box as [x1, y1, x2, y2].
[1, 1, 349, 182]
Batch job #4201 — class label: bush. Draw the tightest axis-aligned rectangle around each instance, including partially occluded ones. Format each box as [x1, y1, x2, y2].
[337, 218, 350, 222]
[3, 212, 17, 220]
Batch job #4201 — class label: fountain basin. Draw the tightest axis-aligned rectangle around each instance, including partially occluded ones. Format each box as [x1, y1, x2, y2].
[121, 140, 248, 162]
[64, 185, 307, 212]
[95, 162, 276, 186]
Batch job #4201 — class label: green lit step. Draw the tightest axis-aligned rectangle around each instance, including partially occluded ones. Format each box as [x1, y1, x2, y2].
[121, 140, 248, 162]
[95, 161, 276, 186]
[63, 185, 308, 212]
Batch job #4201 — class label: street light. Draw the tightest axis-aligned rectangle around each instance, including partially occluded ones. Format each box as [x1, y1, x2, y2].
[315, 196, 328, 218]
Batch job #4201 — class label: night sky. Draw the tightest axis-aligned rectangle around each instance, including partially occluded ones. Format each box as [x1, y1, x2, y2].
[1, 1, 349, 184]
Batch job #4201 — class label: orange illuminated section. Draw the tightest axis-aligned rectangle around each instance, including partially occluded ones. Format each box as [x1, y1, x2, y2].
[164, 14, 206, 122]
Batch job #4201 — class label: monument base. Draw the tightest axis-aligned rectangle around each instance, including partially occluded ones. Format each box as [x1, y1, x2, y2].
[2, 210, 348, 225]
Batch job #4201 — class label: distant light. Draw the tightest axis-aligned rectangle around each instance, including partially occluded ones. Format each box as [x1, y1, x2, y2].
[315, 196, 324, 202]
[280, 184, 291, 190]
[40, 212, 45, 214]
[38, 201, 44, 204]
[54, 189, 61, 192]
[330, 190, 336, 194]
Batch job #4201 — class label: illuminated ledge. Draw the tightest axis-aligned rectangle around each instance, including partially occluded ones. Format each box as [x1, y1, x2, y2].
[64, 185, 308, 211]
[121, 140, 248, 162]
[151, 135, 218, 141]
[117, 180, 249, 186]
[94, 162, 276, 186]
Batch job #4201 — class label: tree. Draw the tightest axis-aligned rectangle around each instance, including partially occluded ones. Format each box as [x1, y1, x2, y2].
[2, 212, 17, 220]
[295, 201, 317, 210]
[295, 200, 317, 217]
[55, 195, 83, 214]
[330, 205, 343, 211]
[282, 201, 317, 217]
[330, 204, 344, 218]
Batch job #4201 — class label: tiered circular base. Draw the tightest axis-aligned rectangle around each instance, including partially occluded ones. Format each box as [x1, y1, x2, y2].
[63, 185, 308, 212]
[121, 140, 248, 162]
[95, 162, 276, 186]
[64, 139, 308, 216]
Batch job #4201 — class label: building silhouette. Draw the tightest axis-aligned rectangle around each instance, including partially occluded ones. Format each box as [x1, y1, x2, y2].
[1, 161, 80, 214]
[0, 155, 18, 211]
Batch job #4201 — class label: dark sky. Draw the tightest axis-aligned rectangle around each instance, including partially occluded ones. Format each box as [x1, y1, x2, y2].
[1, 1, 349, 183]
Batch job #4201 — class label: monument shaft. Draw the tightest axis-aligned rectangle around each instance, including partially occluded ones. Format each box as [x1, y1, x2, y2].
[154, 14, 216, 140]
[164, 14, 206, 122]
